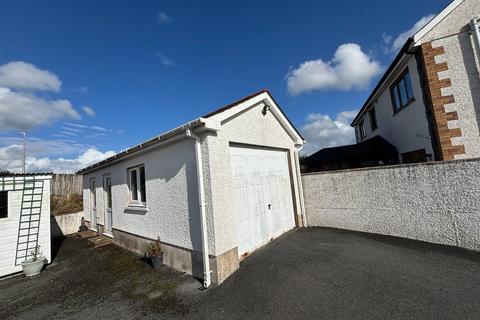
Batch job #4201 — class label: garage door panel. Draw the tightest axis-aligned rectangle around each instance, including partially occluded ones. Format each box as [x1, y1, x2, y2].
[230, 146, 296, 257]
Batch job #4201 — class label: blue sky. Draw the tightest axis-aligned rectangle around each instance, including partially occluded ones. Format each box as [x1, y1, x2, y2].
[0, 0, 450, 172]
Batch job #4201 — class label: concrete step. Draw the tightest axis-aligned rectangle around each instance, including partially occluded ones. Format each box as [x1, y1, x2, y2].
[88, 236, 113, 248]
[76, 230, 98, 239]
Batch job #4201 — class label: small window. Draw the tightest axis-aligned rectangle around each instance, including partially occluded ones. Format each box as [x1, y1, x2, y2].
[358, 120, 366, 140]
[369, 107, 378, 131]
[0, 191, 7, 218]
[128, 165, 146, 205]
[390, 68, 414, 113]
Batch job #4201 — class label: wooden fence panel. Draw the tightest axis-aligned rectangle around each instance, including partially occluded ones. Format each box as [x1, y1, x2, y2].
[51, 174, 83, 196]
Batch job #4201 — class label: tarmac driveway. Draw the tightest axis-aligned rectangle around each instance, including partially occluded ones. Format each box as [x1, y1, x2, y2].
[1, 228, 480, 319]
[194, 228, 480, 319]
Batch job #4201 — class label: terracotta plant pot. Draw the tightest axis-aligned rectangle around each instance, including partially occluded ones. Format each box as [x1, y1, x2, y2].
[21, 257, 45, 277]
[150, 254, 163, 269]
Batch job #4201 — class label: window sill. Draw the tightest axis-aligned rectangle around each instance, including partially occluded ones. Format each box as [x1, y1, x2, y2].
[392, 98, 415, 116]
[124, 205, 148, 214]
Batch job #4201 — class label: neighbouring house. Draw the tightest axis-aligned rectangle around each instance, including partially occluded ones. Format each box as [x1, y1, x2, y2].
[77, 90, 306, 286]
[351, 0, 480, 164]
[304, 136, 399, 172]
[0, 173, 52, 277]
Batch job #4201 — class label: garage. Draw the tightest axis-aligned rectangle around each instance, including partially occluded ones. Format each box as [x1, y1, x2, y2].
[230, 145, 296, 257]
[78, 89, 305, 286]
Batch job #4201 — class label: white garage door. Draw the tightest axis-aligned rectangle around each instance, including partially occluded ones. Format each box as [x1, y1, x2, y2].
[230, 145, 296, 257]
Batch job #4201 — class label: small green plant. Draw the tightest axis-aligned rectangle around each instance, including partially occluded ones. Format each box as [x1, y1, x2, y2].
[30, 245, 43, 262]
[145, 238, 162, 257]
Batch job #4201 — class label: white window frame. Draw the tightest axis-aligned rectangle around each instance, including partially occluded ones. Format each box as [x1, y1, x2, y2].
[358, 120, 366, 140]
[127, 165, 146, 207]
[89, 178, 96, 221]
[103, 174, 112, 210]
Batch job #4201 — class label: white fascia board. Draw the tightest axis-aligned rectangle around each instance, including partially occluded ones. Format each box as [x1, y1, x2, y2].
[207, 93, 267, 123]
[209, 92, 305, 145]
[77, 118, 217, 174]
[263, 95, 305, 145]
[413, 0, 464, 45]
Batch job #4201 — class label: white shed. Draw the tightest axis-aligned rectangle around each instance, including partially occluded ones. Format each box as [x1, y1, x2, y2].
[0, 174, 52, 277]
[78, 90, 305, 286]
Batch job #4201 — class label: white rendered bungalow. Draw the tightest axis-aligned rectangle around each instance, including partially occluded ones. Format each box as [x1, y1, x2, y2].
[78, 90, 306, 286]
[0, 174, 52, 277]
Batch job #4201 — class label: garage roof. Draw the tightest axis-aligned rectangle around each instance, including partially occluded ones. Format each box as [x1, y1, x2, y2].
[77, 89, 304, 175]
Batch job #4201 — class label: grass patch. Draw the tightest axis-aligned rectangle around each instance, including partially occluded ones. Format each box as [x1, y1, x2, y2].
[51, 193, 83, 215]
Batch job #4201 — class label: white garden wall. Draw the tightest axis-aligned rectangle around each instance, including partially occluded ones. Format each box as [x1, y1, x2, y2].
[51, 211, 83, 237]
[302, 159, 480, 251]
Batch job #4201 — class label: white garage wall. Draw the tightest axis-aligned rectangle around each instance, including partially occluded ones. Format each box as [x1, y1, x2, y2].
[206, 102, 303, 256]
[302, 159, 480, 251]
[82, 138, 204, 252]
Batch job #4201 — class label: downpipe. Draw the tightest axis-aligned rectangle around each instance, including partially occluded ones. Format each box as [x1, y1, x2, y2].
[295, 146, 307, 227]
[470, 16, 480, 77]
[185, 129, 211, 288]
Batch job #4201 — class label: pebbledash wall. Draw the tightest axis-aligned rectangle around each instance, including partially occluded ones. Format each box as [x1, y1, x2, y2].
[51, 211, 83, 238]
[416, 0, 480, 160]
[302, 158, 480, 251]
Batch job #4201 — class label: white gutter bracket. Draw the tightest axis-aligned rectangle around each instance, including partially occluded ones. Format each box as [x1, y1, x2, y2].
[185, 128, 211, 289]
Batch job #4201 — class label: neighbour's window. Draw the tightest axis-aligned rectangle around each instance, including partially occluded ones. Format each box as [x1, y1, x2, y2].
[0, 191, 7, 218]
[128, 165, 146, 205]
[390, 68, 414, 113]
[369, 107, 378, 131]
[359, 120, 366, 140]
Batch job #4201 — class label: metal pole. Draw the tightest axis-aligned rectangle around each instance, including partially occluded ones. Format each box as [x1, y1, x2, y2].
[20, 132, 26, 174]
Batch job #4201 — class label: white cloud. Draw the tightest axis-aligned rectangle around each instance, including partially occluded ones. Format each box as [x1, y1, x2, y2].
[61, 126, 83, 133]
[0, 61, 61, 92]
[386, 14, 435, 53]
[65, 122, 88, 129]
[300, 110, 358, 155]
[156, 52, 174, 66]
[82, 105, 96, 116]
[286, 43, 383, 95]
[157, 12, 171, 23]
[74, 85, 88, 94]
[63, 122, 116, 137]
[0, 142, 115, 173]
[91, 126, 112, 132]
[59, 130, 78, 137]
[0, 87, 81, 131]
[0, 136, 84, 157]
